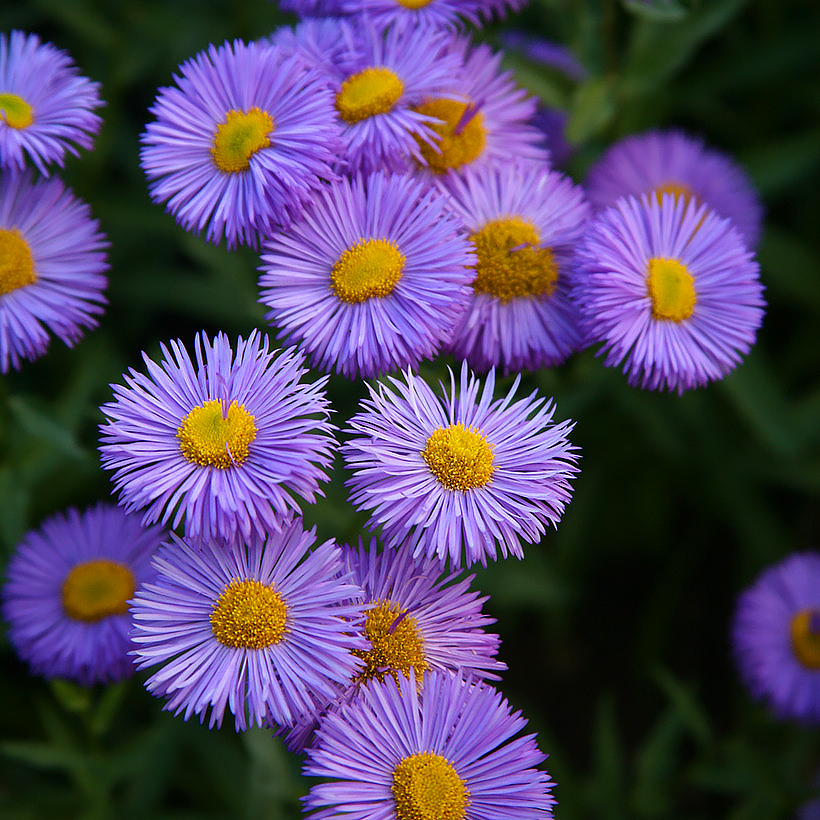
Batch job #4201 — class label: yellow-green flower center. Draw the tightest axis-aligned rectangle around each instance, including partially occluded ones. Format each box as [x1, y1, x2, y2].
[210, 578, 288, 649]
[336, 67, 404, 124]
[470, 217, 558, 303]
[392, 752, 469, 820]
[331, 237, 405, 303]
[211, 107, 274, 174]
[421, 423, 494, 491]
[62, 560, 135, 622]
[791, 608, 820, 669]
[353, 599, 428, 684]
[647, 257, 696, 322]
[0, 93, 33, 129]
[0, 228, 36, 295]
[413, 98, 486, 174]
[177, 399, 257, 469]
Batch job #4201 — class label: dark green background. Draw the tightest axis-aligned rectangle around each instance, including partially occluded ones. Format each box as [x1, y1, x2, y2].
[1, 0, 819, 817]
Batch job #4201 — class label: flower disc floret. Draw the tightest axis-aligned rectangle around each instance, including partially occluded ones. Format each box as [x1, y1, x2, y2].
[331, 237, 405, 303]
[0, 228, 36, 294]
[0, 93, 33, 129]
[392, 752, 469, 820]
[177, 399, 257, 468]
[647, 257, 696, 321]
[422, 423, 494, 491]
[414, 98, 486, 173]
[210, 579, 288, 649]
[62, 560, 135, 622]
[211, 107, 273, 173]
[791, 609, 820, 670]
[336, 67, 404, 124]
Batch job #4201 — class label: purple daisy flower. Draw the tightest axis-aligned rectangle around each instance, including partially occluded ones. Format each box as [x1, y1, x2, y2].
[0, 170, 108, 373]
[732, 552, 820, 724]
[337, 0, 527, 30]
[0, 30, 103, 175]
[269, 18, 353, 74]
[343, 362, 579, 569]
[130, 521, 366, 730]
[303, 670, 555, 819]
[259, 171, 474, 379]
[438, 160, 590, 373]
[1, 503, 163, 686]
[140, 39, 341, 248]
[585, 129, 763, 248]
[572, 194, 766, 394]
[99, 330, 336, 542]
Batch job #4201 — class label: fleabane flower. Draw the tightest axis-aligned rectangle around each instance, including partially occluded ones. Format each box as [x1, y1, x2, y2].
[130, 522, 366, 731]
[99, 330, 335, 542]
[439, 160, 589, 372]
[0, 30, 103, 174]
[259, 171, 474, 378]
[1, 504, 163, 686]
[0, 170, 108, 373]
[343, 362, 579, 569]
[303, 670, 555, 819]
[140, 39, 341, 248]
[571, 194, 765, 393]
[337, 0, 527, 30]
[732, 552, 820, 724]
[584, 129, 763, 248]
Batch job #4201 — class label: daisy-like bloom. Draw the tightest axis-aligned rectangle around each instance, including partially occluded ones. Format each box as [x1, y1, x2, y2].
[732, 552, 820, 724]
[140, 39, 341, 248]
[259, 171, 474, 378]
[269, 17, 353, 73]
[0, 170, 108, 373]
[303, 670, 555, 819]
[438, 160, 589, 373]
[130, 522, 366, 731]
[0, 30, 103, 174]
[585, 129, 763, 248]
[343, 362, 578, 568]
[571, 194, 765, 394]
[411, 35, 548, 176]
[99, 330, 335, 542]
[1, 504, 163, 686]
[337, 0, 527, 30]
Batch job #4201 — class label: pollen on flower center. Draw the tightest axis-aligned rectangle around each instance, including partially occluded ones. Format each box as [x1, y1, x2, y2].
[336, 67, 404, 124]
[413, 98, 486, 174]
[210, 578, 288, 649]
[62, 560, 135, 622]
[211, 107, 274, 174]
[0, 92, 34, 129]
[421, 423, 494, 491]
[177, 399, 257, 469]
[0, 228, 36, 295]
[471, 217, 558, 303]
[353, 599, 428, 683]
[791, 608, 820, 669]
[392, 752, 469, 820]
[647, 257, 696, 322]
[331, 238, 405, 303]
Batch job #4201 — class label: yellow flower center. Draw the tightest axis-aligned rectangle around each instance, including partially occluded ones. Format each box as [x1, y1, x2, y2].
[398, 0, 434, 7]
[62, 560, 136, 622]
[421, 423, 494, 492]
[331, 237, 405, 303]
[392, 753, 469, 820]
[336, 67, 404, 124]
[211, 107, 274, 174]
[353, 600, 428, 684]
[177, 399, 257, 469]
[653, 182, 696, 208]
[791, 609, 820, 670]
[0, 228, 36, 295]
[647, 257, 696, 322]
[210, 578, 288, 649]
[0, 93, 33, 129]
[470, 217, 558, 303]
[413, 98, 486, 174]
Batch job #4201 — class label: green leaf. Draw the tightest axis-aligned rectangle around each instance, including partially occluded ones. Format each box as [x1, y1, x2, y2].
[652, 667, 713, 746]
[622, 0, 689, 23]
[7, 396, 87, 461]
[566, 76, 618, 143]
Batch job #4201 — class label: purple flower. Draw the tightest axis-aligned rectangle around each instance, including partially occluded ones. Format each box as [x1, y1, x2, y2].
[337, 0, 527, 30]
[277, 0, 343, 16]
[1, 504, 164, 686]
[343, 362, 579, 569]
[0, 170, 108, 373]
[0, 30, 103, 174]
[140, 39, 341, 248]
[130, 521, 366, 730]
[303, 670, 555, 819]
[572, 194, 765, 393]
[258, 171, 474, 379]
[438, 160, 590, 373]
[732, 552, 820, 724]
[99, 330, 336, 542]
[585, 129, 763, 248]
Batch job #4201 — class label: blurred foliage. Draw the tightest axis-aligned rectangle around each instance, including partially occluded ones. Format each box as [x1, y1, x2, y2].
[1, 0, 819, 817]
